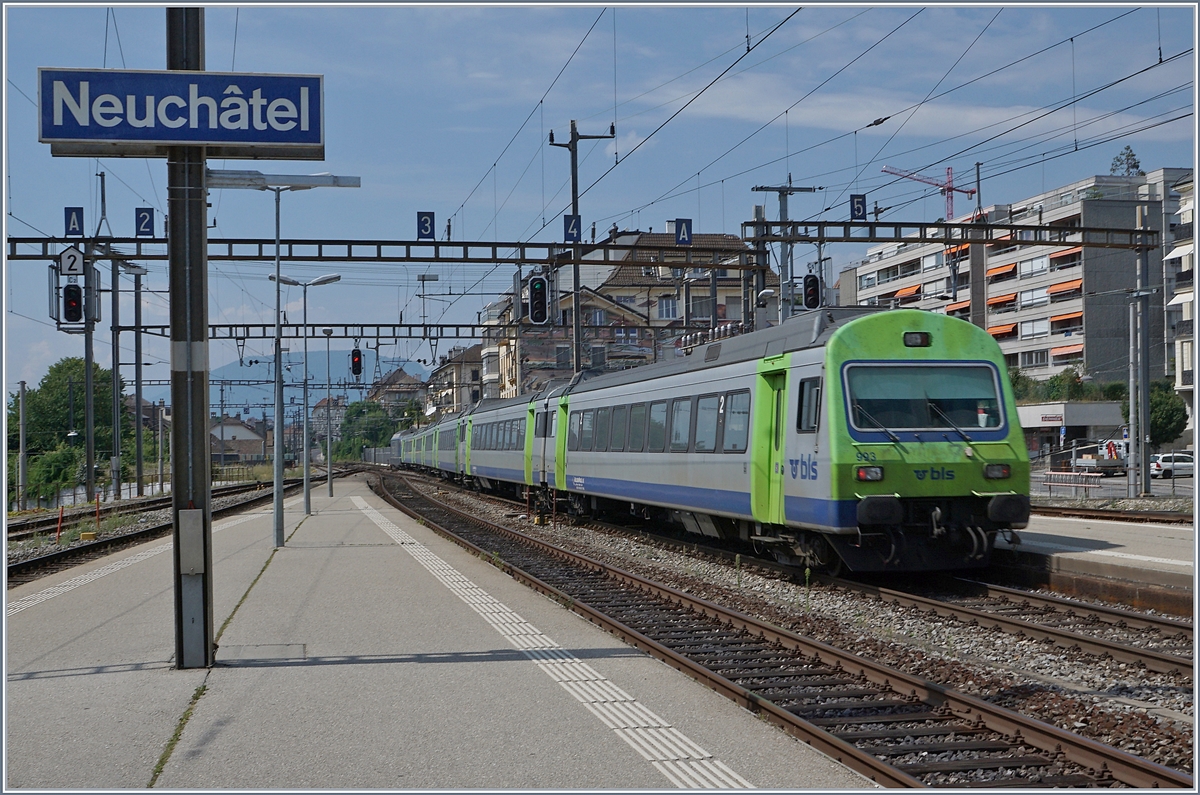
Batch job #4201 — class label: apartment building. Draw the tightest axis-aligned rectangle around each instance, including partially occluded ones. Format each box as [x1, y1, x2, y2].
[842, 169, 1189, 386]
[480, 227, 765, 398]
[1167, 172, 1193, 431]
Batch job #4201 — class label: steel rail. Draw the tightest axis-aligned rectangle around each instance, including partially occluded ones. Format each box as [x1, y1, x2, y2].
[374, 473, 1192, 789]
[852, 582, 1191, 680]
[953, 577, 1193, 639]
[1031, 503, 1193, 525]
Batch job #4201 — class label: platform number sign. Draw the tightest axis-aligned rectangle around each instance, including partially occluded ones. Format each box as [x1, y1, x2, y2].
[849, 195, 867, 222]
[135, 208, 155, 238]
[674, 218, 693, 246]
[417, 212, 435, 241]
[564, 214, 581, 243]
[58, 245, 85, 276]
[65, 207, 84, 237]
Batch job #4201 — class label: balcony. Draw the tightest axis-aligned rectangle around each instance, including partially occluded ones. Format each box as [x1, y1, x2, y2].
[1177, 318, 1193, 338]
[1175, 221, 1193, 242]
[1176, 270, 1193, 290]
[1183, 370, 1193, 386]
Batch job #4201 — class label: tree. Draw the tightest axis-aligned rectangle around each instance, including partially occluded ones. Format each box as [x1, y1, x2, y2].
[333, 400, 397, 460]
[1109, 145, 1145, 177]
[6, 357, 129, 507]
[1121, 379, 1189, 449]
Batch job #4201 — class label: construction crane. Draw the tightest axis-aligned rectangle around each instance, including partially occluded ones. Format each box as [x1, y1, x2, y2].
[881, 165, 975, 221]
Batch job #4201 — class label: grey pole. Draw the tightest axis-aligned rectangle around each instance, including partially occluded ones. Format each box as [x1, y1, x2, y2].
[1128, 300, 1138, 498]
[1137, 205, 1152, 495]
[302, 283, 310, 514]
[272, 187, 285, 547]
[111, 254, 122, 499]
[84, 250, 95, 501]
[324, 327, 333, 497]
[134, 271, 144, 496]
[157, 399, 164, 495]
[167, 5, 214, 669]
[550, 120, 614, 373]
[18, 381, 27, 511]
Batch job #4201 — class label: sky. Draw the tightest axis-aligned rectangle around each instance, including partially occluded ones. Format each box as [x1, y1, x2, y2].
[3, 3, 1196, 414]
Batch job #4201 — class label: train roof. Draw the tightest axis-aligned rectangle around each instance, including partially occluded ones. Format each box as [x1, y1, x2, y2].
[566, 306, 882, 396]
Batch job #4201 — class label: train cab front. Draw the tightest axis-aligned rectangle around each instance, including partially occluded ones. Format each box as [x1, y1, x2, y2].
[829, 355, 1030, 573]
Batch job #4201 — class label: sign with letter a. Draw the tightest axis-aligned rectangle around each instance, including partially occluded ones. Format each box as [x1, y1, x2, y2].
[65, 207, 84, 237]
[675, 218, 693, 246]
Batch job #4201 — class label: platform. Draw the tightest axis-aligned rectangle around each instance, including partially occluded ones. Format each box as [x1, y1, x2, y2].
[993, 510, 1194, 614]
[5, 475, 874, 790]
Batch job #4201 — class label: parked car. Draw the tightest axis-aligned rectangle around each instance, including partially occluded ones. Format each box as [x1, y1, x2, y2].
[1149, 453, 1194, 478]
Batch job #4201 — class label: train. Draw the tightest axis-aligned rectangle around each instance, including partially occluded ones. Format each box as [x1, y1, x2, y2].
[388, 307, 1030, 574]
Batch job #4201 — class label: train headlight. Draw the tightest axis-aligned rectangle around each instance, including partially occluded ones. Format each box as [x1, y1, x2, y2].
[984, 463, 1011, 479]
[903, 331, 931, 347]
[856, 466, 884, 481]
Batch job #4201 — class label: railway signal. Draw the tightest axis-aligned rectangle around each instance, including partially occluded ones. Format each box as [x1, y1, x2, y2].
[528, 275, 549, 324]
[62, 283, 83, 322]
[802, 274, 821, 309]
[350, 347, 363, 376]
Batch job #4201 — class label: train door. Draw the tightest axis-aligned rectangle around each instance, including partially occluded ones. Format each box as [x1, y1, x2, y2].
[524, 404, 536, 485]
[751, 357, 789, 526]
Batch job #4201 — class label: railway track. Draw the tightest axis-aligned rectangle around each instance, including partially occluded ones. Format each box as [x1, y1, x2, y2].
[6, 477, 318, 586]
[374, 472, 1192, 789]
[406, 472, 1194, 684]
[1031, 503, 1193, 525]
[6, 479, 313, 542]
[848, 578, 1192, 681]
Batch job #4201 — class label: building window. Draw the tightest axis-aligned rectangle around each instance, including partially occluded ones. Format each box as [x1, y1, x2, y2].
[1019, 287, 1049, 309]
[1020, 318, 1049, 339]
[589, 309, 607, 326]
[556, 346, 571, 368]
[858, 272, 876, 290]
[1019, 255, 1049, 278]
[657, 296, 678, 319]
[922, 253, 941, 272]
[1020, 349, 1049, 368]
[470, 369, 479, 381]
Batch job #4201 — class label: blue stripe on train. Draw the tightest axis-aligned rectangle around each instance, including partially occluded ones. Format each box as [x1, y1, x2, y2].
[563, 474, 751, 515]
[471, 464, 527, 483]
[785, 495, 858, 531]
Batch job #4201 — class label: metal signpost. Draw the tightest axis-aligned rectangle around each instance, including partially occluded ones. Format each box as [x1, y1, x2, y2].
[36, 8, 329, 669]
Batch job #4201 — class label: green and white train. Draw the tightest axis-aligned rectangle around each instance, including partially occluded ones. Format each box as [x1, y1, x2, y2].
[393, 308, 1030, 573]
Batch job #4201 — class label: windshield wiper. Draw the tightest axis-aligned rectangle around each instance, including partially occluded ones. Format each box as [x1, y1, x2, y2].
[927, 401, 973, 443]
[853, 403, 900, 443]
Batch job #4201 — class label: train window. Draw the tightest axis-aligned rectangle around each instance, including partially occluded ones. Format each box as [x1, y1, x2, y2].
[549, 411, 557, 437]
[460, 424, 467, 442]
[506, 420, 516, 450]
[580, 410, 594, 451]
[669, 398, 692, 452]
[627, 403, 647, 451]
[647, 402, 667, 451]
[694, 395, 720, 452]
[535, 412, 547, 438]
[609, 405, 628, 452]
[594, 408, 611, 452]
[797, 378, 822, 433]
[568, 411, 581, 451]
[723, 391, 750, 452]
[518, 418, 526, 447]
[487, 423, 496, 450]
[845, 364, 1001, 430]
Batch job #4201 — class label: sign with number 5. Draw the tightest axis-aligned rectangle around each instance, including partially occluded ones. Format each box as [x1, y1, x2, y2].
[850, 194, 867, 222]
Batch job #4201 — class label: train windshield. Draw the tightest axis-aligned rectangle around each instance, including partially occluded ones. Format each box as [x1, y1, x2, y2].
[845, 364, 1002, 432]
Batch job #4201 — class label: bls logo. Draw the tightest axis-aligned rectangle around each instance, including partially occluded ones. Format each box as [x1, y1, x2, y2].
[789, 455, 819, 480]
[913, 467, 955, 481]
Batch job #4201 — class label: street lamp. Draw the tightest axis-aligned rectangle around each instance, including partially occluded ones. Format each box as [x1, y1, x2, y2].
[207, 169, 359, 547]
[271, 272, 341, 515]
[322, 327, 334, 497]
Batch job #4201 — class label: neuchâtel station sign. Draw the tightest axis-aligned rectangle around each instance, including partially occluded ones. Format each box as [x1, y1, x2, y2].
[38, 68, 324, 159]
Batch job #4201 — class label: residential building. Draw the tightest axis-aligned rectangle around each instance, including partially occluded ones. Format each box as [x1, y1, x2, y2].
[366, 367, 426, 413]
[842, 169, 1190, 385]
[312, 395, 347, 444]
[1167, 172, 1193, 437]
[209, 413, 267, 464]
[427, 344, 483, 413]
[480, 226, 768, 397]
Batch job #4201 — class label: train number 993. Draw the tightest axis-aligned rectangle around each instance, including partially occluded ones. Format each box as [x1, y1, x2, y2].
[855, 451, 878, 462]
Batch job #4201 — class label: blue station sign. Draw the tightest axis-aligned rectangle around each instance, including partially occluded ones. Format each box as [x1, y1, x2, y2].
[39, 68, 324, 159]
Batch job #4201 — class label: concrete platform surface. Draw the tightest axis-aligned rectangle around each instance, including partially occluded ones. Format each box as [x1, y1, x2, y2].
[6, 476, 876, 790]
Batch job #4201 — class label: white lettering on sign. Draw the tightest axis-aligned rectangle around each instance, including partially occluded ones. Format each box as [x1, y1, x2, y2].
[52, 81, 311, 134]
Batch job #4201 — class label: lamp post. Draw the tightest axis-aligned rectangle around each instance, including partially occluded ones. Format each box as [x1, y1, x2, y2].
[207, 169, 359, 546]
[271, 273, 340, 515]
[323, 327, 334, 497]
